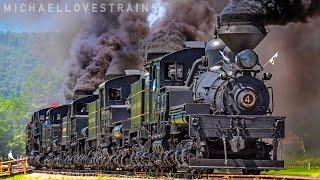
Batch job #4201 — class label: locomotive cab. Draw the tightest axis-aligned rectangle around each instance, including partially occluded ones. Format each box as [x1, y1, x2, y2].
[47, 105, 69, 151]
[130, 47, 205, 134]
[70, 95, 99, 140]
[96, 75, 140, 147]
[27, 108, 51, 167]
[41, 105, 69, 168]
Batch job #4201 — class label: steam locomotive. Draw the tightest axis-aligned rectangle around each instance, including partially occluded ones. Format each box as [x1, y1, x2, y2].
[26, 21, 285, 174]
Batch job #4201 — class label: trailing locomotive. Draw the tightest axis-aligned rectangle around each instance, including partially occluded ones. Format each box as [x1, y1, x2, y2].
[26, 21, 285, 174]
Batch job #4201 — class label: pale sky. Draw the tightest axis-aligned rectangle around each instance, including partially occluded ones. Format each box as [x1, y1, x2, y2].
[0, 1, 166, 32]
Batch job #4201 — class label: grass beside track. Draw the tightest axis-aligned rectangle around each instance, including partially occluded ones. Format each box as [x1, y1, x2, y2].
[2, 173, 140, 180]
[264, 167, 320, 177]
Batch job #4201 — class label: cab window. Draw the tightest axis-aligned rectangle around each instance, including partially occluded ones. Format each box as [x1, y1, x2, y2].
[108, 88, 122, 101]
[165, 63, 183, 80]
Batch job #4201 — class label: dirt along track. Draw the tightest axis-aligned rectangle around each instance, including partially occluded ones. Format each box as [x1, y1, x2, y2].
[31, 169, 319, 180]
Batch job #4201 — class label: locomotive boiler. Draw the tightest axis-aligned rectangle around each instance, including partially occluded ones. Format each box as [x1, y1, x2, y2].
[26, 20, 285, 175]
[193, 25, 271, 116]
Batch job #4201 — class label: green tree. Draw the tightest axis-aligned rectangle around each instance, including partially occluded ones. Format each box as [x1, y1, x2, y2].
[0, 32, 64, 158]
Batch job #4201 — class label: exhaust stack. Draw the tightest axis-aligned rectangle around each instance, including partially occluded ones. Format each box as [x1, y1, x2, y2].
[217, 21, 267, 53]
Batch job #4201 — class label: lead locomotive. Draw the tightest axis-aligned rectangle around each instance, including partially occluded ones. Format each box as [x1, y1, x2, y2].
[26, 20, 285, 174]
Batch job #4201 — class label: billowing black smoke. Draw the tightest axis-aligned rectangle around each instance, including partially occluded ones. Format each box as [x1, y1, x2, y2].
[139, 0, 224, 56]
[220, 0, 320, 25]
[63, 0, 148, 99]
[64, 0, 227, 99]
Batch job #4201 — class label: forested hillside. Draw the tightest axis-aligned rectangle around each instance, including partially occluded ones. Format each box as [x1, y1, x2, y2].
[0, 32, 64, 158]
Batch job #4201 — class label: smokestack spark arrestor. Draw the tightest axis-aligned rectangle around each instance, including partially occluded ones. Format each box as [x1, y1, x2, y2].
[217, 20, 267, 53]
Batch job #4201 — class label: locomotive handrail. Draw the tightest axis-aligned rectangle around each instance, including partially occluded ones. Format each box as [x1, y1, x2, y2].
[185, 57, 205, 87]
[0, 158, 28, 177]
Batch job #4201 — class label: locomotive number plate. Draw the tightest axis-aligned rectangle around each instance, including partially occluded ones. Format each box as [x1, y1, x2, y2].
[240, 90, 256, 108]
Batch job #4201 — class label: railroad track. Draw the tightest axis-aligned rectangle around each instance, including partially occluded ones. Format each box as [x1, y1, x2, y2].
[32, 169, 318, 180]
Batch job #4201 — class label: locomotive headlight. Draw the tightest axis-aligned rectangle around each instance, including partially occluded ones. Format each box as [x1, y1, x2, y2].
[235, 50, 259, 69]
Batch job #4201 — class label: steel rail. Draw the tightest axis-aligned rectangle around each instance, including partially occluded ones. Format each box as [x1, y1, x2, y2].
[32, 169, 318, 180]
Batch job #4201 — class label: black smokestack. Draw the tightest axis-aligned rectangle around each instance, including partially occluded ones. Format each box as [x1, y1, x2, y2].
[63, 0, 149, 99]
[220, 0, 320, 25]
